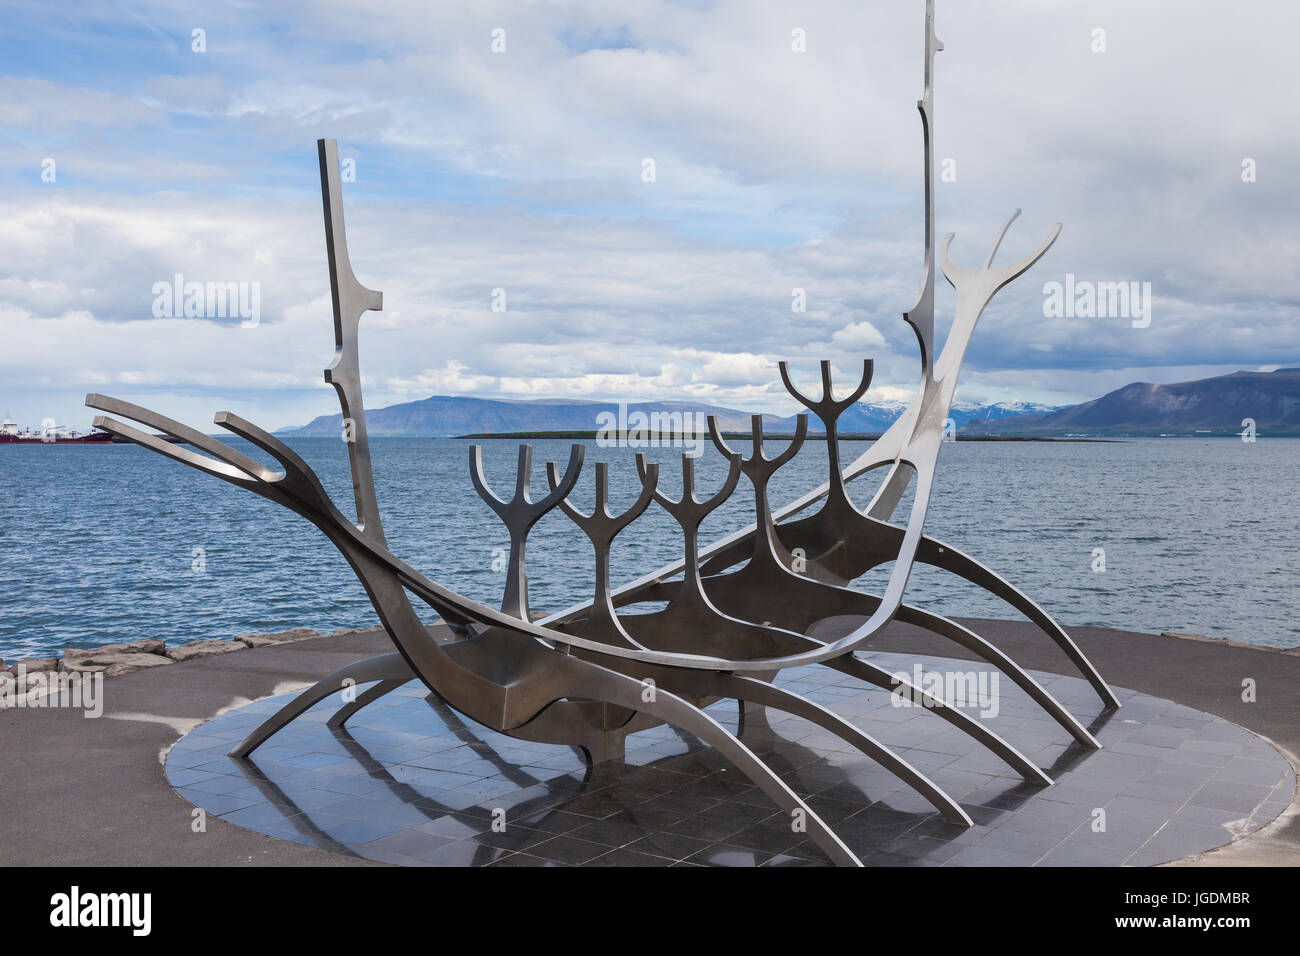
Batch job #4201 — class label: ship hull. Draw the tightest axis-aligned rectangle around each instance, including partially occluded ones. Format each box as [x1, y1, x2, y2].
[0, 431, 114, 444]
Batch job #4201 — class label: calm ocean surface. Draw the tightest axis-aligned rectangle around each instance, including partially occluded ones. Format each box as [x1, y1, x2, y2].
[1, 435, 1296, 659]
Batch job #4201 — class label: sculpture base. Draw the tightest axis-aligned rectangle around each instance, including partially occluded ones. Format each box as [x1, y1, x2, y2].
[165, 650, 1293, 866]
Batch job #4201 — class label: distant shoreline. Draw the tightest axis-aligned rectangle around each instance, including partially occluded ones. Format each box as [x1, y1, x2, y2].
[449, 430, 1122, 443]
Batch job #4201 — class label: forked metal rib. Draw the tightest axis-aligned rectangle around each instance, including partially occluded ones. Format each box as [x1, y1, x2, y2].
[707, 412, 808, 574]
[544, 458, 659, 649]
[470, 443, 584, 620]
[636, 449, 740, 597]
[779, 362, 872, 524]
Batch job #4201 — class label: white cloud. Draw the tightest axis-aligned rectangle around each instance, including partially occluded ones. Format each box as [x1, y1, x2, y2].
[2, 0, 1299, 429]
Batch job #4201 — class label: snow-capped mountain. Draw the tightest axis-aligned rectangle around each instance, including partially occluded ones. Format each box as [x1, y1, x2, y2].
[828, 400, 1062, 434]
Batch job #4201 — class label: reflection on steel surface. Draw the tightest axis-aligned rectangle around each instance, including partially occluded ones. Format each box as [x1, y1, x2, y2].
[86, 0, 1115, 866]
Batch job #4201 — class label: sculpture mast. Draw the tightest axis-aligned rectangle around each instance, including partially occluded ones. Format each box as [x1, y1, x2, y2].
[318, 138, 388, 545]
[902, 0, 943, 382]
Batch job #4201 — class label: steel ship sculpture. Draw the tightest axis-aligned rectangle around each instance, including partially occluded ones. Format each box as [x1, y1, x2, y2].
[86, 0, 1117, 866]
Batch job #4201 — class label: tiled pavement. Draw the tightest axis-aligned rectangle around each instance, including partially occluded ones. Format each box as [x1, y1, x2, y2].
[165, 652, 1294, 867]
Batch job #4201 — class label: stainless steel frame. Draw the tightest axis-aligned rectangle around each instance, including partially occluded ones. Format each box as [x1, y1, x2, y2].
[86, 0, 1115, 867]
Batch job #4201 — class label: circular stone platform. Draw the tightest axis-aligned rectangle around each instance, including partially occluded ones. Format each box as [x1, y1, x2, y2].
[165, 651, 1294, 867]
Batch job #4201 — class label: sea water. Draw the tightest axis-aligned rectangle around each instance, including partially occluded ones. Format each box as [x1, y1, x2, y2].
[0, 436, 1295, 659]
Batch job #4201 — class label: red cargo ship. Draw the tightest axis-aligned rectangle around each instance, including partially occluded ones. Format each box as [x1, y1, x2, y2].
[0, 415, 113, 444]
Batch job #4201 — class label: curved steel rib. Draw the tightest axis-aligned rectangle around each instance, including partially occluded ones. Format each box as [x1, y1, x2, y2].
[721, 674, 971, 825]
[892, 604, 1099, 747]
[619, 659, 974, 826]
[914, 535, 1119, 708]
[328, 677, 411, 730]
[825, 654, 1053, 784]
[231, 653, 409, 758]
[612, 495, 1119, 710]
[560, 668, 862, 866]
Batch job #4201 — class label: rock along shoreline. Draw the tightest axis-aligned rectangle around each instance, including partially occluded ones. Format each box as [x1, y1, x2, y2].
[0, 627, 372, 705]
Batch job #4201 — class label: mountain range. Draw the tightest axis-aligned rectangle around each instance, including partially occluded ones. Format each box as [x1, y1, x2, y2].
[963, 368, 1300, 437]
[281, 368, 1300, 439]
[282, 394, 1060, 438]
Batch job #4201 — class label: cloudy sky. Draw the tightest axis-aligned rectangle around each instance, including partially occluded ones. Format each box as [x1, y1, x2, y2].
[2, 0, 1298, 432]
